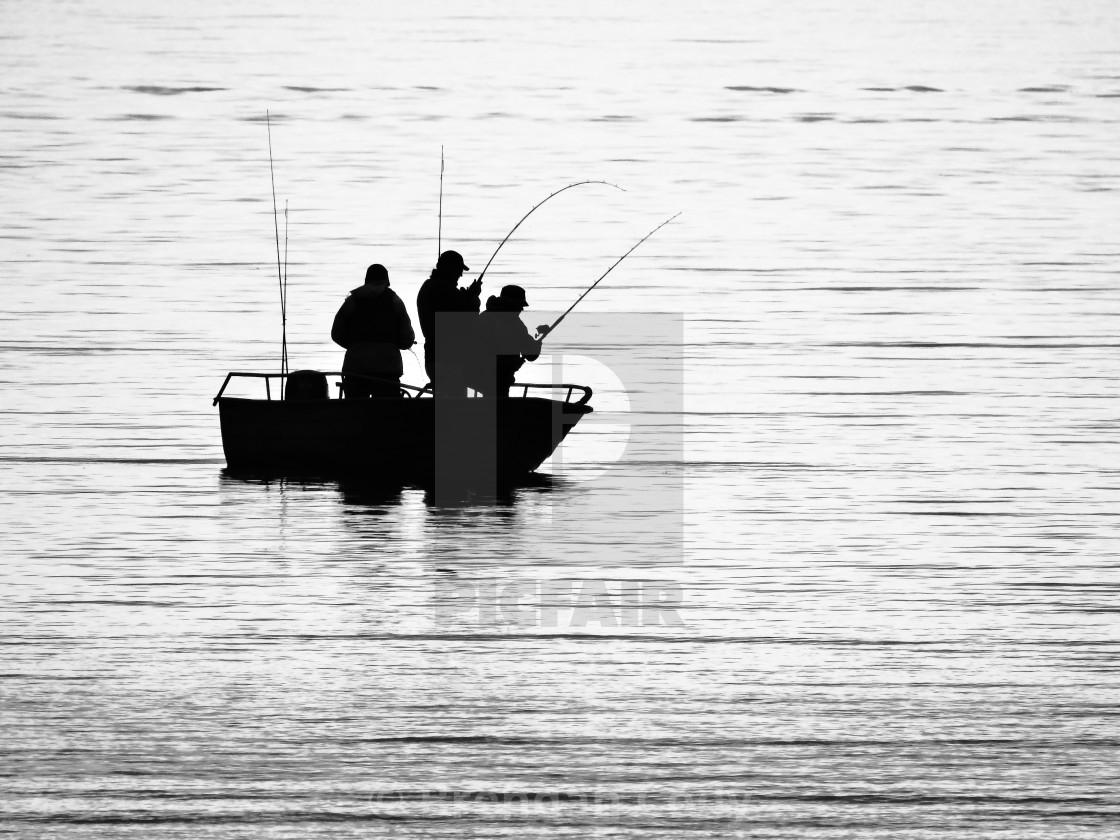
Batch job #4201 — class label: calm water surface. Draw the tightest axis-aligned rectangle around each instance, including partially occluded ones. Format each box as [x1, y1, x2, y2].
[2, 1, 1120, 836]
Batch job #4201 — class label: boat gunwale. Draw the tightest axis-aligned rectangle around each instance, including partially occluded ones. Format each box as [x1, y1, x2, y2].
[213, 371, 593, 408]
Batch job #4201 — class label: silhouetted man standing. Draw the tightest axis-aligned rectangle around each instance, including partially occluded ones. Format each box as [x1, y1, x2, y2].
[416, 250, 480, 397]
[332, 264, 415, 399]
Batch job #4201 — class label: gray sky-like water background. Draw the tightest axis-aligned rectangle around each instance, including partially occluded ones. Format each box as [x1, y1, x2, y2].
[3, 1, 1120, 837]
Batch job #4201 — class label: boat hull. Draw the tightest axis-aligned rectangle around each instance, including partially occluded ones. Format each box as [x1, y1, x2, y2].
[218, 395, 592, 483]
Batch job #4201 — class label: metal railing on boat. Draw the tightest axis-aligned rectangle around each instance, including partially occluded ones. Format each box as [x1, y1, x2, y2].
[213, 372, 592, 406]
[510, 382, 593, 405]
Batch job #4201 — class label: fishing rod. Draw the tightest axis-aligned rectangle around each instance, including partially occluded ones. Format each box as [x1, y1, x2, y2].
[476, 180, 624, 285]
[540, 211, 681, 340]
[437, 145, 444, 258]
[283, 200, 289, 388]
[266, 111, 288, 397]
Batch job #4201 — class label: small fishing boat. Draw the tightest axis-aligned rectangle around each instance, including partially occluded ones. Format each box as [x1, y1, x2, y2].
[213, 370, 593, 482]
[223, 142, 670, 486]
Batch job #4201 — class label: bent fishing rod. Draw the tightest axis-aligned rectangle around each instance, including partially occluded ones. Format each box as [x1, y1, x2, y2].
[539, 211, 682, 340]
[475, 180, 625, 285]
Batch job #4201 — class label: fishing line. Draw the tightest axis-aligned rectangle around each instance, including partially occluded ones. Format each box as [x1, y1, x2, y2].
[476, 180, 624, 285]
[542, 211, 682, 340]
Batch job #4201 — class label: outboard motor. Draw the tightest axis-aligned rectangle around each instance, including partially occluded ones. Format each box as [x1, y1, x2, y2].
[285, 370, 329, 400]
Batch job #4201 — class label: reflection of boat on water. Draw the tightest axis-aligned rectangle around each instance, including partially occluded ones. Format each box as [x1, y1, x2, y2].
[213, 371, 593, 482]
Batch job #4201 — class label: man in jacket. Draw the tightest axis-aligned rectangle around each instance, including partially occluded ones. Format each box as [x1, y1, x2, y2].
[416, 250, 480, 397]
[332, 264, 415, 399]
[467, 285, 550, 398]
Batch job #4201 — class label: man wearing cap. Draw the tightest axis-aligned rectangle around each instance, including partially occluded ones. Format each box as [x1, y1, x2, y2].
[466, 285, 551, 398]
[332, 264, 415, 399]
[416, 250, 481, 396]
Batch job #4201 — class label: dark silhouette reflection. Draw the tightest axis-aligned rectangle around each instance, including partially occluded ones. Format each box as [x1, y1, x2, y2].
[339, 471, 561, 509]
[413, 470, 560, 508]
[335, 478, 410, 507]
[220, 467, 342, 485]
[332, 263, 416, 399]
[219, 468, 394, 497]
[219, 468, 320, 486]
[220, 468, 561, 510]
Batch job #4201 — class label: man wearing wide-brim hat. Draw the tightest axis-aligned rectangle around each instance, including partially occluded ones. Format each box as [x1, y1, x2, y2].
[466, 284, 551, 398]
